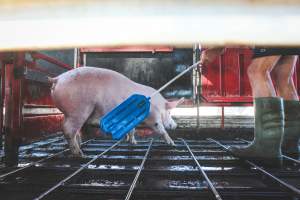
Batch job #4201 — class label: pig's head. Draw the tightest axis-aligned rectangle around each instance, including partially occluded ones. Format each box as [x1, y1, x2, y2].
[161, 97, 185, 130]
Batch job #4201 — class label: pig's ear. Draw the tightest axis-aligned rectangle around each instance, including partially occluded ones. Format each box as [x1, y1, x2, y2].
[165, 97, 185, 109]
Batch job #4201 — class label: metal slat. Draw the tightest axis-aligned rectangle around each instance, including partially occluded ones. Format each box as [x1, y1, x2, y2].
[19, 135, 64, 152]
[208, 138, 300, 197]
[125, 139, 153, 200]
[2, 138, 299, 200]
[237, 138, 300, 165]
[0, 139, 93, 179]
[179, 138, 223, 200]
[33, 139, 123, 200]
[0, 136, 64, 161]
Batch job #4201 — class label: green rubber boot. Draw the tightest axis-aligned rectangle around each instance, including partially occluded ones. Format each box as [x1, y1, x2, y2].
[229, 97, 284, 163]
[282, 100, 300, 159]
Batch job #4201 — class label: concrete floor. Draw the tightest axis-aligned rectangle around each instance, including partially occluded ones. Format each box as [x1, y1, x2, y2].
[172, 106, 254, 129]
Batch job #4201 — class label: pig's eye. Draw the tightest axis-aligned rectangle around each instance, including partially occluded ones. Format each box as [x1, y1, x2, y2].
[154, 123, 159, 127]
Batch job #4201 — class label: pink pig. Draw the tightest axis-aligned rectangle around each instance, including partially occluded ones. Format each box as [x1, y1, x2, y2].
[49, 67, 184, 156]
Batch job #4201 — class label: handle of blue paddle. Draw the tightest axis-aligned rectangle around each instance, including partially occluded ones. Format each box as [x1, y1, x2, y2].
[150, 61, 201, 98]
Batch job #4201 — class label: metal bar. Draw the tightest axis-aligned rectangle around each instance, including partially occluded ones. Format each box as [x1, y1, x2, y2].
[0, 139, 93, 179]
[125, 139, 153, 200]
[74, 48, 78, 68]
[25, 61, 56, 77]
[208, 138, 300, 197]
[19, 135, 64, 151]
[4, 53, 24, 166]
[150, 61, 201, 98]
[194, 44, 201, 129]
[34, 139, 123, 200]
[237, 138, 300, 165]
[30, 52, 73, 70]
[179, 138, 222, 200]
[282, 155, 300, 164]
[221, 106, 225, 129]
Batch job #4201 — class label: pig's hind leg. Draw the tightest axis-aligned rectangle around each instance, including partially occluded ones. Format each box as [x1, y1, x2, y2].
[75, 131, 82, 146]
[63, 118, 85, 157]
[63, 106, 94, 157]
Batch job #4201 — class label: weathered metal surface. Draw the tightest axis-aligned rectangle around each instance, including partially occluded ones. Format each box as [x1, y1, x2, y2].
[3, 54, 24, 166]
[23, 79, 53, 106]
[0, 51, 72, 149]
[202, 48, 253, 103]
[23, 115, 64, 139]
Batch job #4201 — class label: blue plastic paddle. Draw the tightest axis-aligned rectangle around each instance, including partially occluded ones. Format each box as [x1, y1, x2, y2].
[100, 61, 201, 139]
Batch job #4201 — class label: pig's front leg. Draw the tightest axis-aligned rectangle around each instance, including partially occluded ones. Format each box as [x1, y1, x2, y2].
[152, 123, 175, 146]
[126, 129, 137, 145]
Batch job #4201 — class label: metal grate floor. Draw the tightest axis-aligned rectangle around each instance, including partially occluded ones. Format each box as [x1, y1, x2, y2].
[0, 135, 299, 200]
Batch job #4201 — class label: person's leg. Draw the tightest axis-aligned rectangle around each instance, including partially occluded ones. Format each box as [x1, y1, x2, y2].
[273, 55, 300, 158]
[230, 55, 285, 162]
[247, 56, 281, 97]
[273, 56, 299, 100]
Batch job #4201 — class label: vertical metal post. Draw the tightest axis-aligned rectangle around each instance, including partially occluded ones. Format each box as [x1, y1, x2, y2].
[4, 52, 24, 166]
[73, 48, 78, 68]
[221, 106, 225, 129]
[83, 53, 87, 66]
[0, 57, 3, 151]
[193, 44, 201, 130]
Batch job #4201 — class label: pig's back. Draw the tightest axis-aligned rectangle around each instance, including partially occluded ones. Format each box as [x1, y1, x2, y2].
[55, 67, 131, 85]
[52, 67, 137, 114]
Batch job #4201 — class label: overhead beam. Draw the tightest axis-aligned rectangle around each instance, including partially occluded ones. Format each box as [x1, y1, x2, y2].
[0, 0, 300, 51]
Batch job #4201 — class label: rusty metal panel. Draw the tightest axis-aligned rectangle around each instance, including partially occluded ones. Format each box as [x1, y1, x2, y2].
[1, 51, 71, 141]
[20, 51, 71, 139]
[22, 114, 63, 139]
[202, 48, 253, 104]
[223, 49, 240, 96]
[23, 79, 54, 106]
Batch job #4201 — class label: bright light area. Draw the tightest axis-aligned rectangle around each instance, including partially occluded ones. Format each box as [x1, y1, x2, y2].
[1, 1, 300, 50]
[171, 106, 254, 116]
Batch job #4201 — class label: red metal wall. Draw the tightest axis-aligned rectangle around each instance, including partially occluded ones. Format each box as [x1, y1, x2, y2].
[1, 52, 72, 141]
[202, 48, 300, 104]
[22, 79, 64, 139]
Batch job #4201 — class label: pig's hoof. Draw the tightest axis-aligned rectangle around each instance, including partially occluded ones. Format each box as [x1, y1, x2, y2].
[166, 139, 175, 146]
[67, 153, 83, 158]
[127, 139, 137, 145]
[69, 150, 84, 158]
[130, 140, 137, 145]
